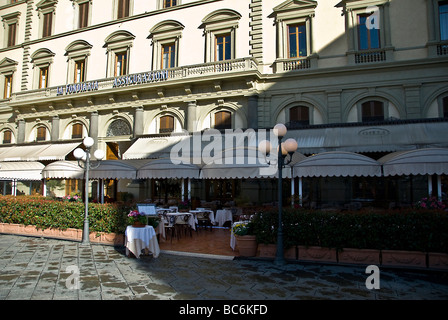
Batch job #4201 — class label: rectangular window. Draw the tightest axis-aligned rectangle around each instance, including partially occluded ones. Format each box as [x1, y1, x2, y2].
[215, 34, 231, 61]
[72, 123, 83, 139]
[288, 24, 307, 58]
[161, 43, 175, 69]
[78, 2, 89, 28]
[37, 127, 46, 141]
[214, 111, 231, 130]
[4, 75, 12, 99]
[443, 97, 448, 118]
[115, 52, 127, 76]
[39, 67, 49, 89]
[7, 23, 17, 47]
[164, 0, 177, 8]
[362, 101, 384, 122]
[289, 106, 309, 126]
[42, 12, 53, 38]
[117, 0, 130, 19]
[160, 116, 174, 133]
[440, 1, 448, 41]
[358, 14, 380, 50]
[74, 59, 85, 83]
[3, 130, 11, 144]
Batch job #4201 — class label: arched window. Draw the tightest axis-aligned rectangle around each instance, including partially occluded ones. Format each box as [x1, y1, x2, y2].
[289, 106, 309, 126]
[361, 101, 384, 122]
[106, 119, 131, 137]
[160, 115, 174, 133]
[214, 111, 232, 130]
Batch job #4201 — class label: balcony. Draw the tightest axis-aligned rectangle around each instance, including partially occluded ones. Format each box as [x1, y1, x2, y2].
[273, 56, 317, 73]
[7, 57, 260, 105]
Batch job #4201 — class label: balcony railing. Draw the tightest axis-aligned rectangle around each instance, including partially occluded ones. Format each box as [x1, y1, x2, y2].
[355, 49, 386, 64]
[274, 57, 312, 72]
[9, 57, 259, 104]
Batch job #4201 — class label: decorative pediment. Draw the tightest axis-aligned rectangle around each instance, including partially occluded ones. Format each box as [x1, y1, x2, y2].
[36, 0, 58, 11]
[201, 9, 241, 27]
[148, 20, 185, 39]
[104, 30, 135, 46]
[65, 40, 92, 54]
[31, 48, 55, 61]
[272, 0, 317, 14]
[0, 58, 18, 74]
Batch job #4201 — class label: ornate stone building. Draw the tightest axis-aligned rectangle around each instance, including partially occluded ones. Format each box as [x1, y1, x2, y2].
[0, 0, 447, 207]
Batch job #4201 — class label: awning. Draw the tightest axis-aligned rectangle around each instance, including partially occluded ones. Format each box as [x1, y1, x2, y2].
[200, 148, 306, 179]
[379, 148, 448, 176]
[0, 161, 44, 180]
[137, 158, 201, 179]
[122, 136, 189, 160]
[293, 151, 382, 177]
[42, 161, 84, 179]
[90, 160, 147, 179]
[0, 142, 81, 161]
[285, 120, 448, 154]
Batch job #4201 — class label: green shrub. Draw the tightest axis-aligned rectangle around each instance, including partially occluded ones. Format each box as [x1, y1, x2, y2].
[251, 207, 448, 253]
[0, 195, 129, 234]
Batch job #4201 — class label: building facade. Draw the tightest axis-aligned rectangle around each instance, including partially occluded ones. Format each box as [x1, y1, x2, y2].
[0, 0, 447, 207]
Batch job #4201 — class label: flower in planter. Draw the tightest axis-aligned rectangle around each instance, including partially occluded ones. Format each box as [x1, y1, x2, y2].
[232, 221, 254, 236]
[127, 210, 147, 225]
[416, 196, 446, 210]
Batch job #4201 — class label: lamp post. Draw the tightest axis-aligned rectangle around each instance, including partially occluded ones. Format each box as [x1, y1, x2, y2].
[261, 124, 298, 265]
[73, 137, 104, 245]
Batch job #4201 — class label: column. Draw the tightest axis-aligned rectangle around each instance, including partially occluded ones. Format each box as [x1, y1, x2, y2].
[134, 106, 144, 137]
[187, 101, 197, 132]
[247, 95, 258, 129]
[17, 119, 25, 144]
[51, 116, 60, 141]
[89, 111, 99, 150]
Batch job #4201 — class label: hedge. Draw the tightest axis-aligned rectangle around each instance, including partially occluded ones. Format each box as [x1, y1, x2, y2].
[251, 207, 448, 253]
[0, 195, 130, 234]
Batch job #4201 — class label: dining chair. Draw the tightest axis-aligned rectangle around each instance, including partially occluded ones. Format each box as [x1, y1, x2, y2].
[175, 214, 193, 238]
[196, 211, 213, 232]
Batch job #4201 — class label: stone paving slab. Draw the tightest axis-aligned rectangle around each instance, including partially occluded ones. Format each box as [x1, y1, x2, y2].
[1, 234, 448, 312]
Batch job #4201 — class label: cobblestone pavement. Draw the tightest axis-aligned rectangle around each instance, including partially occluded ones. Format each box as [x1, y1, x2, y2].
[1, 234, 447, 305]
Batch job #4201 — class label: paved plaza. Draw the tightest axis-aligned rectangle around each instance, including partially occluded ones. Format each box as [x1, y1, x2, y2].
[1, 234, 447, 307]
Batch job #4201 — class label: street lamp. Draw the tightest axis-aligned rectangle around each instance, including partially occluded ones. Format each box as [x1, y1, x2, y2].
[260, 124, 297, 265]
[73, 137, 104, 245]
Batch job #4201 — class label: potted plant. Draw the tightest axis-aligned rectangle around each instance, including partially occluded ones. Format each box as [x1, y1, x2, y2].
[128, 210, 147, 228]
[232, 221, 257, 257]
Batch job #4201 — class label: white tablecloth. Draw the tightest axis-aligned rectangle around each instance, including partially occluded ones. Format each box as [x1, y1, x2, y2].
[190, 209, 215, 225]
[125, 225, 160, 258]
[165, 212, 196, 230]
[215, 209, 233, 227]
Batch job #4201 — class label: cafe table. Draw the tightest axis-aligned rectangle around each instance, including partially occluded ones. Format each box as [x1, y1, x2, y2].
[125, 225, 160, 258]
[215, 209, 233, 227]
[165, 212, 197, 230]
[189, 209, 215, 225]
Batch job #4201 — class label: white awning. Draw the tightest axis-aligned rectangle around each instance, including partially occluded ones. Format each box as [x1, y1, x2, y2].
[0, 161, 44, 180]
[42, 161, 84, 179]
[137, 158, 201, 179]
[0, 143, 81, 161]
[293, 151, 382, 177]
[89, 160, 147, 179]
[285, 120, 448, 154]
[379, 148, 448, 176]
[122, 136, 189, 159]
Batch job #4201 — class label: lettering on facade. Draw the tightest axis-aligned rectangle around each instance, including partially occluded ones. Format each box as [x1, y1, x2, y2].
[358, 128, 390, 136]
[57, 81, 99, 96]
[112, 70, 169, 88]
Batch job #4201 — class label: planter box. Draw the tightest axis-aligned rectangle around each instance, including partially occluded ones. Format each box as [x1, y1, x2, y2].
[298, 246, 337, 263]
[256, 244, 297, 260]
[381, 250, 427, 268]
[428, 252, 448, 270]
[0, 222, 124, 246]
[338, 248, 380, 265]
